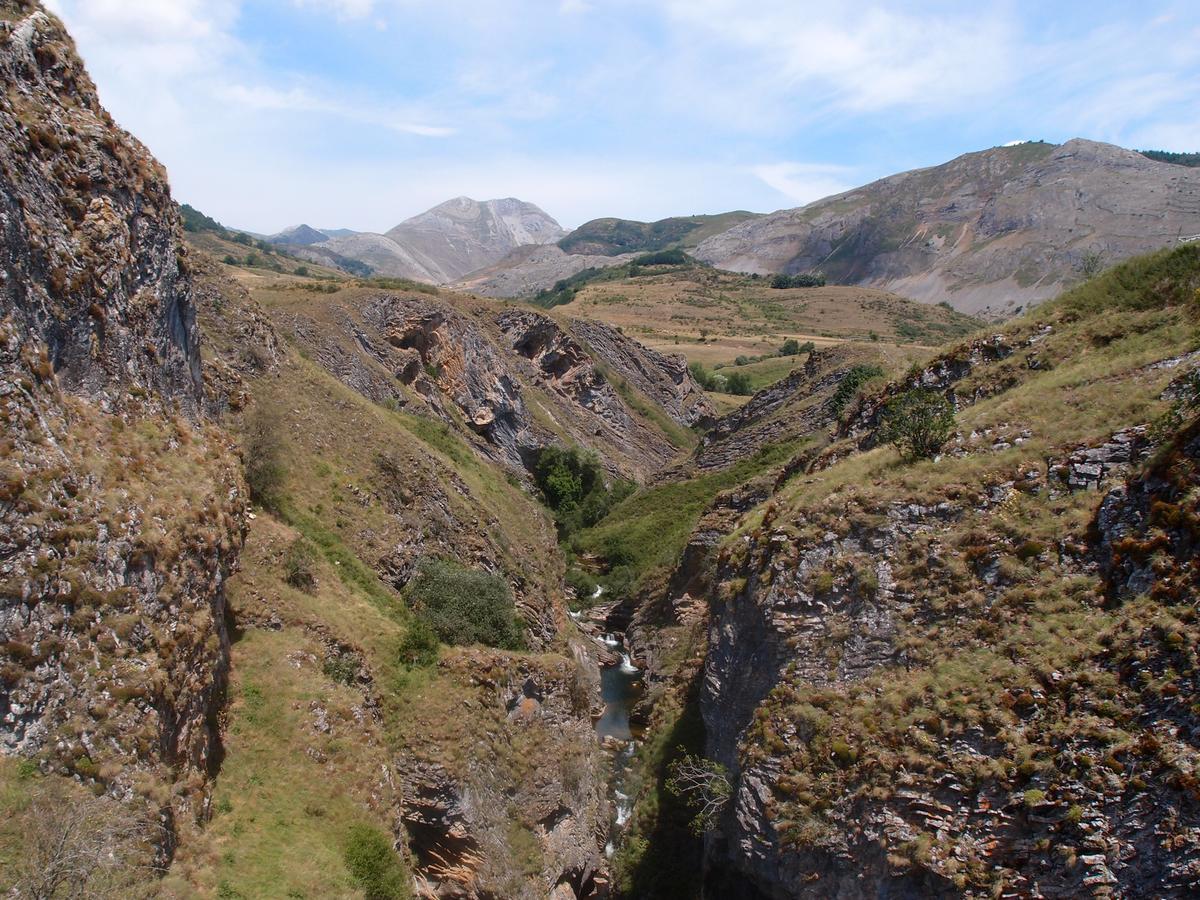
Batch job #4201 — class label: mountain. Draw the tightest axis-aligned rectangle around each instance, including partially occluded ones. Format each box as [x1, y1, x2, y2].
[268, 223, 330, 246]
[695, 139, 1200, 317]
[282, 196, 565, 284]
[453, 243, 635, 297]
[558, 211, 761, 256]
[384, 195, 566, 282]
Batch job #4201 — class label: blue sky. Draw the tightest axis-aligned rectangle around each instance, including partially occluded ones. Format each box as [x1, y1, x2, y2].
[44, 0, 1200, 233]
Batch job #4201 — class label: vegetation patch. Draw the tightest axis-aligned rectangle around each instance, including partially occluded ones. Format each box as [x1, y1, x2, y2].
[405, 558, 525, 650]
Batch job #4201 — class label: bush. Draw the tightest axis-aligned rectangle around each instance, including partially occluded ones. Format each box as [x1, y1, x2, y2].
[771, 272, 826, 289]
[295, 265, 309, 276]
[566, 567, 599, 604]
[734, 355, 751, 366]
[397, 618, 439, 667]
[689, 361, 715, 391]
[283, 538, 317, 591]
[632, 248, 689, 266]
[877, 389, 956, 461]
[532, 446, 631, 537]
[781, 339, 816, 357]
[343, 824, 410, 900]
[406, 558, 524, 649]
[243, 405, 286, 512]
[725, 371, 753, 395]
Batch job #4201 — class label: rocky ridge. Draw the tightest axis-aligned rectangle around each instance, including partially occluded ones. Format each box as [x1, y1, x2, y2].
[696, 139, 1200, 317]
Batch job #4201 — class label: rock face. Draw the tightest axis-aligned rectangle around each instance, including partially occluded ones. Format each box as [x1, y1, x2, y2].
[275, 287, 704, 481]
[397, 651, 608, 900]
[0, 0, 244, 839]
[568, 317, 714, 428]
[696, 139, 1200, 317]
[0, 3, 201, 404]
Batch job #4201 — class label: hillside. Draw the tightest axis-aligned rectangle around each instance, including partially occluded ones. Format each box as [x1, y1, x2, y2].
[4, 3, 1200, 899]
[696, 139, 1200, 317]
[559, 212, 760, 256]
[530, 261, 983, 370]
[593, 245, 1200, 898]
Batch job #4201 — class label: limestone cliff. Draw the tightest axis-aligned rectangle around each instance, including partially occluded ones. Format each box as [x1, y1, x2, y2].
[0, 0, 244, 847]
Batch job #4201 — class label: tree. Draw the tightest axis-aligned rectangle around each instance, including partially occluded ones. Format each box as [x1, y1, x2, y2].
[10, 777, 160, 899]
[666, 752, 732, 834]
[780, 338, 800, 356]
[725, 371, 753, 395]
[877, 389, 956, 461]
[295, 265, 309, 277]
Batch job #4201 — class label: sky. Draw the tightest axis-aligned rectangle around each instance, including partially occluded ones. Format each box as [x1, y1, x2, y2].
[41, 0, 1200, 234]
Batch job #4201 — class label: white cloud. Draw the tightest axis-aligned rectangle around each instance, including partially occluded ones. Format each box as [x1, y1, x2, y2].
[219, 83, 455, 136]
[293, 0, 376, 21]
[749, 163, 854, 206]
[656, 0, 1017, 122]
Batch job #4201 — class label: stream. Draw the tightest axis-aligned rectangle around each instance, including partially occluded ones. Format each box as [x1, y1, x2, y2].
[595, 632, 643, 857]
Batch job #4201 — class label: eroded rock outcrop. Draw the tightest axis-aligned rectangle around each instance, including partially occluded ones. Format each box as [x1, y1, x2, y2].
[0, 0, 243, 841]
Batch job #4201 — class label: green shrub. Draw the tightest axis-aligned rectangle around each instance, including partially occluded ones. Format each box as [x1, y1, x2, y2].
[632, 248, 689, 266]
[397, 618, 439, 667]
[283, 538, 317, 591]
[780, 339, 800, 356]
[406, 558, 524, 649]
[566, 568, 599, 604]
[532, 446, 631, 537]
[243, 405, 286, 512]
[734, 355, 751, 366]
[689, 361, 715, 391]
[771, 272, 826, 289]
[876, 389, 957, 461]
[343, 824, 410, 900]
[831, 364, 884, 415]
[725, 371, 753, 395]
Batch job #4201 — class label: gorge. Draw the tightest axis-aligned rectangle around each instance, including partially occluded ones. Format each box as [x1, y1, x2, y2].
[1, 3, 1199, 899]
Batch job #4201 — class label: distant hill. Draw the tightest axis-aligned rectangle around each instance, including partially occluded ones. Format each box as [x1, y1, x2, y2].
[1140, 149, 1200, 167]
[695, 139, 1200, 317]
[268, 224, 330, 246]
[278, 196, 565, 283]
[558, 211, 760, 256]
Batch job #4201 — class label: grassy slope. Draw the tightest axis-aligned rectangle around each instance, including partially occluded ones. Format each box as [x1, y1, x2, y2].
[186, 231, 346, 280]
[166, 268, 580, 894]
[712, 246, 1200, 890]
[555, 265, 982, 378]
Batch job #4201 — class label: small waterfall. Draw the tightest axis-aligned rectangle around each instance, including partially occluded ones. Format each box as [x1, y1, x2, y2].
[597, 632, 644, 858]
